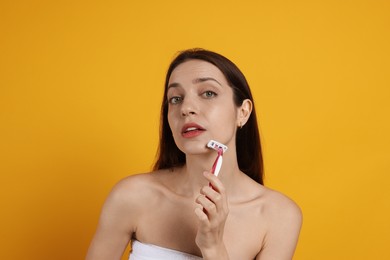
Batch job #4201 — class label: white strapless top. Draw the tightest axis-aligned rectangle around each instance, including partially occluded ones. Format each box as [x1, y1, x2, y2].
[130, 240, 203, 260]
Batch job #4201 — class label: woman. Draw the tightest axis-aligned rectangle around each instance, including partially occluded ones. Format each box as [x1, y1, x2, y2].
[86, 49, 302, 260]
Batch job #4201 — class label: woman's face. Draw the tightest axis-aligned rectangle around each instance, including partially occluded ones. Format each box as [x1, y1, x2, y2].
[167, 59, 242, 155]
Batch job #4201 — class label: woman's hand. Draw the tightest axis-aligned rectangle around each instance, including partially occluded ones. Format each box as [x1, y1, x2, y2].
[194, 171, 230, 259]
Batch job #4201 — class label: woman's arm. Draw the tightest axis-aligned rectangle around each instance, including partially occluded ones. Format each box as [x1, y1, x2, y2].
[86, 178, 139, 260]
[256, 193, 302, 260]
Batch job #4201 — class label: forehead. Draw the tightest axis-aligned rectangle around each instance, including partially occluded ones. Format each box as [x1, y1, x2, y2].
[168, 59, 228, 85]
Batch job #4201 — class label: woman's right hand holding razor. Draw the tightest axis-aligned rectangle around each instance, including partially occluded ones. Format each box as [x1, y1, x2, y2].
[194, 171, 230, 260]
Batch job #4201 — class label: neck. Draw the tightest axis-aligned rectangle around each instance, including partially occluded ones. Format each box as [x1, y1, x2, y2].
[178, 148, 241, 196]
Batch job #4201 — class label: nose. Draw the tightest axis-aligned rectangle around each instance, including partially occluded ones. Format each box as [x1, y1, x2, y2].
[181, 97, 199, 117]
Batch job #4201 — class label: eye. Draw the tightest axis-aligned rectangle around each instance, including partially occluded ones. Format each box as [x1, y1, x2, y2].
[202, 91, 217, 99]
[168, 96, 183, 104]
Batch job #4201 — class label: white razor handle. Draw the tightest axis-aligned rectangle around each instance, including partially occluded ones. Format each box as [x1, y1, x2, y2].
[214, 156, 223, 177]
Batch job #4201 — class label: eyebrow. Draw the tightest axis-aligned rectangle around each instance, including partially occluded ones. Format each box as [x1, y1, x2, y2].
[167, 77, 222, 89]
[192, 77, 222, 86]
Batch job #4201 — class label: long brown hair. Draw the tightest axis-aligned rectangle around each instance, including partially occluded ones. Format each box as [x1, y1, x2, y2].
[153, 48, 264, 185]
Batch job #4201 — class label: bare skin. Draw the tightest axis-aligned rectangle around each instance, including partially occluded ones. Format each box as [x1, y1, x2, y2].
[86, 60, 302, 260]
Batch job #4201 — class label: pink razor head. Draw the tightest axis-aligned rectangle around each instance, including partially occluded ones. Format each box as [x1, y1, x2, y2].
[207, 140, 228, 154]
[207, 140, 228, 178]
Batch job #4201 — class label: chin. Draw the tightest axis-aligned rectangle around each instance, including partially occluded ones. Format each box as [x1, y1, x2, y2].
[177, 142, 210, 155]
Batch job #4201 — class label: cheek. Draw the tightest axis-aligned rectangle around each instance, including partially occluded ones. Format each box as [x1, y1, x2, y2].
[167, 111, 174, 129]
[210, 105, 238, 130]
[167, 109, 179, 135]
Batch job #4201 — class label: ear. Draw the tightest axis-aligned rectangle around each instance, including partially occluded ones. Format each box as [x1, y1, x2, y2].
[237, 99, 252, 128]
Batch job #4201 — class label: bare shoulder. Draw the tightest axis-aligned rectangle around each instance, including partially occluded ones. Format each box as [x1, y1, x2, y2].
[238, 176, 302, 222]
[107, 170, 169, 209]
[255, 185, 302, 259]
[95, 170, 172, 233]
[261, 186, 302, 223]
[86, 170, 172, 259]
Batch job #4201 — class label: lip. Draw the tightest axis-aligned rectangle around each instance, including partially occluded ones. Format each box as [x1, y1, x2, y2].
[181, 123, 206, 138]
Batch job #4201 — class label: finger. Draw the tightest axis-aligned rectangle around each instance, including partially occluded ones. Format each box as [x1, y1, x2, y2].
[202, 172, 229, 213]
[195, 200, 221, 232]
[196, 194, 217, 215]
[203, 171, 225, 194]
[200, 186, 223, 211]
[194, 207, 209, 224]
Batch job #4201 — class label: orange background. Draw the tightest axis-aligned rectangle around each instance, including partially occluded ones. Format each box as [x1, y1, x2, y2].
[1, 0, 389, 259]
